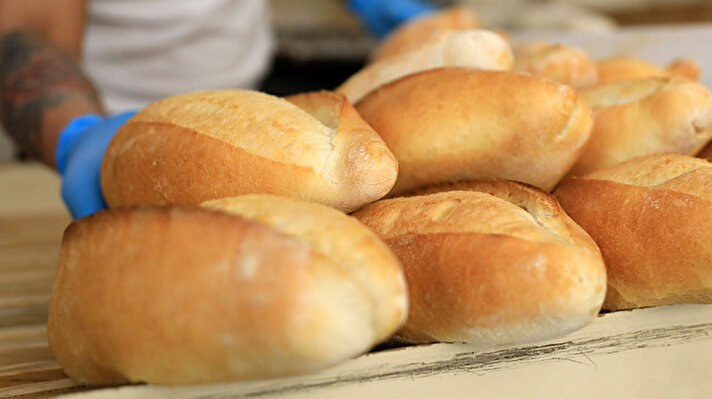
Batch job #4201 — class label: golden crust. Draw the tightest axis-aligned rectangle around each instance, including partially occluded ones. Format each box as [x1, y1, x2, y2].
[597, 55, 701, 84]
[202, 194, 408, 344]
[354, 182, 606, 345]
[555, 154, 712, 310]
[570, 76, 712, 176]
[513, 42, 598, 88]
[338, 29, 513, 104]
[370, 6, 481, 62]
[48, 199, 407, 385]
[667, 58, 700, 80]
[101, 90, 397, 212]
[355, 68, 593, 194]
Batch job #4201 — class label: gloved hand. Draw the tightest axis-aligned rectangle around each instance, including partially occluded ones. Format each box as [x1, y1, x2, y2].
[347, 0, 437, 38]
[55, 111, 137, 219]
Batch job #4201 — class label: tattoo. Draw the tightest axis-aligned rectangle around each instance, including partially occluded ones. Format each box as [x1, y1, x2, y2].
[0, 31, 101, 161]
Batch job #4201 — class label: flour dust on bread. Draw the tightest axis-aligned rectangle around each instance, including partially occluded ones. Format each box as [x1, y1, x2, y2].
[354, 180, 606, 345]
[569, 76, 712, 176]
[101, 90, 398, 212]
[48, 196, 407, 385]
[370, 5, 482, 62]
[555, 154, 712, 310]
[338, 29, 513, 104]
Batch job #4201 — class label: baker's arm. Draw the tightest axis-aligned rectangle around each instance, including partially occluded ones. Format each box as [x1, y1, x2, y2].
[0, 28, 137, 220]
[0, 31, 103, 168]
[0, 0, 88, 60]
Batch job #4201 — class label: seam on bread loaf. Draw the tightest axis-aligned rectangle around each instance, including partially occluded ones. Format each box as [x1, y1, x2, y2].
[202, 195, 408, 342]
[101, 90, 398, 212]
[354, 188, 606, 345]
[338, 30, 512, 104]
[407, 180, 590, 248]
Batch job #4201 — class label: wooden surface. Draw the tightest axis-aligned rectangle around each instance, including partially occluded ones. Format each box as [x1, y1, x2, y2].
[0, 162, 90, 398]
[1, 162, 712, 398]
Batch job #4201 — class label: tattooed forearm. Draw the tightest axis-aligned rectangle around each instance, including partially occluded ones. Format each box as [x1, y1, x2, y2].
[0, 31, 102, 165]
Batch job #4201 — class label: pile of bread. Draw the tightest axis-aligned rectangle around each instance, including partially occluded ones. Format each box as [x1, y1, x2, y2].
[49, 6, 712, 386]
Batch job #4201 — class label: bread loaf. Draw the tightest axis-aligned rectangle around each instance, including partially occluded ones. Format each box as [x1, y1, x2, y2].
[513, 41, 597, 88]
[48, 195, 407, 385]
[355, 68, 593, 194]
[667, 58, 700, 81]
[555, 154, 712, 310]
[597, 55, 700, 84]
[101, 90, 397, 212]
[338, 30, 512, 104]
[370, 6, 481, 62]
[354, 180, 606, 345]
[569, 76, 712, 176]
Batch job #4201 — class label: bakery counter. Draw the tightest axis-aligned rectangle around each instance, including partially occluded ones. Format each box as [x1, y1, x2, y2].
[1, 162, 711, 398]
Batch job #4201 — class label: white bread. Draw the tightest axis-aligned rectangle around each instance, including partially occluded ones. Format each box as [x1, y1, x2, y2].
[555, 154, 712, 310]
[48, 195, 407, 385]
[370, 6, 481, 62]
[354, 180, 606, 345]
[570, 76, 712, 176]
[355, 67, 593, 195]
[101, 90, 398, 212]
[513, 41, 598, 88]
[338, 29, 512, 104]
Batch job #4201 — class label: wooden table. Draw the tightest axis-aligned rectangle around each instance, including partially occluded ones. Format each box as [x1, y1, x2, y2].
[0, 162, 88, 397]
[2, 162, 712, 398]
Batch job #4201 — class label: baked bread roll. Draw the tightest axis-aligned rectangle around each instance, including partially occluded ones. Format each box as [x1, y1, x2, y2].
[699, 141, 712, 161]
[513, 41, 597, 88]
[353, 180, 606, 344]
[597, 55, 700, 84]
[355, 68, 593, 194]
[569, 76, 712, 176]
[48, 195, 407, 385]
[667, 58, 700, 81]
[101, 90, 397, 212]
[555, 154, 712, 311]
[338, 30, 512, 104]
[371, 6, 481, 62]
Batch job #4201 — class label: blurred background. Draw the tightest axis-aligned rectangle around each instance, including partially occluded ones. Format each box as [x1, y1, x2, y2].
[3, 0, 712, 161]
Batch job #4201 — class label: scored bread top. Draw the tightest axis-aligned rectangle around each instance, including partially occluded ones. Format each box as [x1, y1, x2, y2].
[513, 42, 597, 88]
[359, 181, 594, 251]
[338, 29, 512, 104]
[371, 6, 481, 62]
[569, 76, 712, 176]
[596, 55, 700, 84]
[202, 194, 408, 342]
[581, 153, 712, 198]
[554, 153, 712, 311]
[102, 90, 398, 212]
[583, 77, 669, 107]
[124, 90, 336, 173]
[355, 179, 606, 344]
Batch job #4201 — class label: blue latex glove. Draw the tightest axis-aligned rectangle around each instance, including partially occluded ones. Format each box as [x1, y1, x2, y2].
[55, 111, 137, 219]
[348, 0, 437, 37]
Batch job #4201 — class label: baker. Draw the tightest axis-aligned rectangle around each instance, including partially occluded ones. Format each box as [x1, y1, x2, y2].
[0, 0, 437, 218]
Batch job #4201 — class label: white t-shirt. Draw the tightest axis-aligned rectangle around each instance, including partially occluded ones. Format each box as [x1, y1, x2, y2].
[83, 0, 274, 114]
